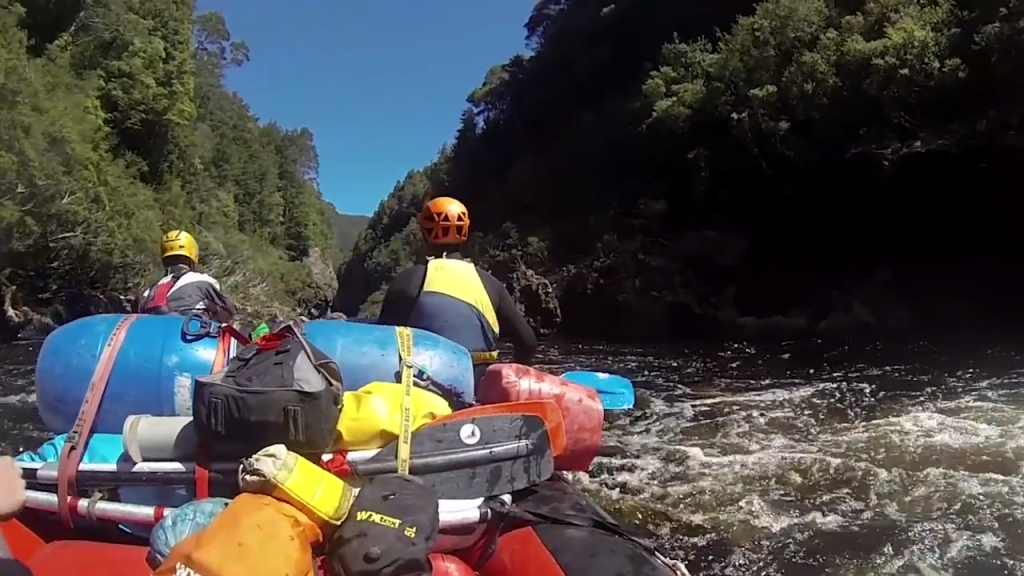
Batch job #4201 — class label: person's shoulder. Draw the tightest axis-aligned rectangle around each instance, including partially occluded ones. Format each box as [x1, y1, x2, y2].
[473, 265, 501, 286]
[394, 263, 425, 279]
[182, 271, 222, 290]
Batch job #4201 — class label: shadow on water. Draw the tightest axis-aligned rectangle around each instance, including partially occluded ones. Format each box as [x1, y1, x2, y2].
[5, 334, 1024, 574]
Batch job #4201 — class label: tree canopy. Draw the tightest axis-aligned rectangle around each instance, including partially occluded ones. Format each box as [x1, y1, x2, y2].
[339, 0, 1024, 338]
[0, 0, 361, 333]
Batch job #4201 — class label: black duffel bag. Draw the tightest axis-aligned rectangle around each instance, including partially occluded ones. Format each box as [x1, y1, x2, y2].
[192, 321, 343, 458]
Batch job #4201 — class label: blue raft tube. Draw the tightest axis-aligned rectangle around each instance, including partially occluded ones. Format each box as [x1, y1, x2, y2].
[35, 313, 476, 434]
[25, 314, 476, 535]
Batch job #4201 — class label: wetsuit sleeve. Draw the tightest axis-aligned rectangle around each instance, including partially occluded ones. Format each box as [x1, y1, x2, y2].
[377, 265, 426, 326]
[479, 269, 538, 365]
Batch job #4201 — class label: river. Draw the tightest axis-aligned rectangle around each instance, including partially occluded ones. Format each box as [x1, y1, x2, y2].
[2, 336, 1024, 575]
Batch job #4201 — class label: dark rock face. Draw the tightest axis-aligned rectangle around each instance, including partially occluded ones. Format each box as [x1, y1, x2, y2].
[303, 247, 339, 302]
[506, 266, 562, 334]
[543, 230, 957, 342]
[1, 284, 130, 342]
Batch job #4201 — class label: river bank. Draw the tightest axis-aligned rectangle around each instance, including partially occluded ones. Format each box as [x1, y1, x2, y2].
[0, 245, 340, 343]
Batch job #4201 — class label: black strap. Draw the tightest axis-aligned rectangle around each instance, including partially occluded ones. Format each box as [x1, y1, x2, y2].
[413, 371, 472, 410]
[505, 507, 682, 572]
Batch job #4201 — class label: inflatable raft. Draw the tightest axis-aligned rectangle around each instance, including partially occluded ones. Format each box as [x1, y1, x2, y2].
[0, 477, 685, 576]
[35, 314, 476, 433]
[8, 313, 685, 576]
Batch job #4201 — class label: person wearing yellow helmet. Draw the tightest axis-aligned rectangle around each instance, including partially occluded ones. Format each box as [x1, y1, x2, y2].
[137, 230, 236, 322]
[377, 197, 537, 381]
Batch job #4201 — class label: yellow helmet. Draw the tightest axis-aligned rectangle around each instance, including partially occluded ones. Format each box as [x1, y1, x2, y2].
[160, 230, 198, 265]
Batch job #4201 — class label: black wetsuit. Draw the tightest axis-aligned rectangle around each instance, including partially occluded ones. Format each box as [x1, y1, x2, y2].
[378, 253, 538, 369]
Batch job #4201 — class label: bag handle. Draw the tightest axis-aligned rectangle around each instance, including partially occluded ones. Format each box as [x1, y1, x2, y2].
[274, 321, 343, 391]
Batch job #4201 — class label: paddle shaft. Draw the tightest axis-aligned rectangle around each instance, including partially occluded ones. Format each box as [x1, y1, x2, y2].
[19, 439, 539, 497]
[25, 470, 234, 486]
[21, 489, 501, 532]
[18, 440, 618, 489]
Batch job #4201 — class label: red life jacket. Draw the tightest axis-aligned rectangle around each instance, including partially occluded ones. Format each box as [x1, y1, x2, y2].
[140, 270, 187, 314]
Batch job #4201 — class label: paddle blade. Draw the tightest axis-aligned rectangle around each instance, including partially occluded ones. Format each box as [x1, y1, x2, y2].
[432, 400, 567, 457]
[561, 371, 636, 410]
[354, 413, 554, 499]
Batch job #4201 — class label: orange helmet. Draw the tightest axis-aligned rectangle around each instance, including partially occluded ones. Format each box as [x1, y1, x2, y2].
[418, 197, 470, 245]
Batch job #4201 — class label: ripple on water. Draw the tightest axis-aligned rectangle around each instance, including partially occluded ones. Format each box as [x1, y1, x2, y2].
[545, 340, 1024, 575]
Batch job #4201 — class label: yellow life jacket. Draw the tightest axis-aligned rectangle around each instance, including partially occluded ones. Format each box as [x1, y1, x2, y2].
[407, 258, 500, 365]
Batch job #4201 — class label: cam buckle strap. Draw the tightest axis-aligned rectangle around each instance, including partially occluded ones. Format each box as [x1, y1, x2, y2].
[470, 350, 499, 365]
[219, 323, 250, 346]
[57, 314, 138, 527]
[394, 326, 415, 475]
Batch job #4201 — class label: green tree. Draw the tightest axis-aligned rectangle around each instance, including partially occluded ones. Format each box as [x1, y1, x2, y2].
[0, 0, 350, 335]
[344, 0, 1024, 338]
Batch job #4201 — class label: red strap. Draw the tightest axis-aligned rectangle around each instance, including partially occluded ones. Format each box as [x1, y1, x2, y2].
[57, 314, 138, 527]
[139, 281, 174, 312]
[195, 448, 210, 500]
[255, 332, 288, 350]
[140, 272, 185, 313]
[320, 452, 353, 477]
[220, 323, 250, 346]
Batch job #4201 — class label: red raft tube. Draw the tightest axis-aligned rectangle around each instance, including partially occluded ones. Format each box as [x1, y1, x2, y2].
[2, 478, 685, 576]
[0, 511, 476, 576]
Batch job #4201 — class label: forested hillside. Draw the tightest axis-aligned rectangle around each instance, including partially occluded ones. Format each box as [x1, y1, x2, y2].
[328, 211, 370, 256]
[338, 0, 1024, 340]
[0, 0, 340, 339]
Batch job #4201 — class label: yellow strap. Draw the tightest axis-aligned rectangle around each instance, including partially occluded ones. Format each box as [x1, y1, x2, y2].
[470, 350, 499, 364]
[395, 326, 415, 475]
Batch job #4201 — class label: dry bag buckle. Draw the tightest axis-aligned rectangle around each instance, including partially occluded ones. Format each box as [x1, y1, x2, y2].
[181, 312, 217, 342]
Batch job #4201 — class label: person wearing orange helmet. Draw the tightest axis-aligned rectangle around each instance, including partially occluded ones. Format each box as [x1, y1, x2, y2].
[378, 197, 538, 380]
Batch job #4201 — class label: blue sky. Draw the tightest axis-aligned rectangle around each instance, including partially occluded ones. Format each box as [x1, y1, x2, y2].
[195, 0, 536, 216]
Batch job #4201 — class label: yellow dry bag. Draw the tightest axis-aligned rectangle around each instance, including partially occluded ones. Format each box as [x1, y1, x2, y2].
[332, 381, 452, 451]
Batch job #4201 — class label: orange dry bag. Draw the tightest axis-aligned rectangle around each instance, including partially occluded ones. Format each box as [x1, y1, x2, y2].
[153, 493, 323, 576]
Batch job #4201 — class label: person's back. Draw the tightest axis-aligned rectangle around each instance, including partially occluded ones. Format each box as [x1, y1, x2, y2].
[138, 230, 236, 323]
[377, 197, 537, 381]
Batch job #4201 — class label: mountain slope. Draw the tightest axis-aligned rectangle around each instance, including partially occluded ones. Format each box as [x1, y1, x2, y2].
[328, 210, 370, 254]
